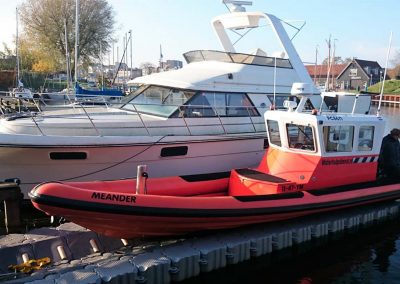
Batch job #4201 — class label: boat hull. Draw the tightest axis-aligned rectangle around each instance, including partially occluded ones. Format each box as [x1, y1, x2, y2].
[1, 135, 265, 198]
[30, 178, 400, 239]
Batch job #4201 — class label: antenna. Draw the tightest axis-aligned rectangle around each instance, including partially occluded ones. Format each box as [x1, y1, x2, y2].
[377, 31, 392, 117]
[222, 0, 252, 12]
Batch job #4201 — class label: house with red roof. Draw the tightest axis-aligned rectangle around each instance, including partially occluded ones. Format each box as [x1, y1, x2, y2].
[305, 63, 347, 90]
[306, 59, 385, 91]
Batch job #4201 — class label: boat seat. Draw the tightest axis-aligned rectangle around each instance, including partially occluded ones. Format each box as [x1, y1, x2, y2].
[234, 168, 289, 183]
[229, 168, 297, 196]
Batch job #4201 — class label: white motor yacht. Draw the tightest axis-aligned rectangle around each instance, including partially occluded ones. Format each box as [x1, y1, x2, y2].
[0, 1, 362, 197]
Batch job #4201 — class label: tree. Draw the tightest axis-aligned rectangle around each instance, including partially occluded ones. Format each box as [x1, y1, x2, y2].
[389, 50, 400, 79]
[140, 62, 157, 75]
[0, 43, 16, 70]
[391, 50, 400, 66]
[322, 56, 346, 65]
[343, 57, 352, 64]
[19, 0, 115, 75]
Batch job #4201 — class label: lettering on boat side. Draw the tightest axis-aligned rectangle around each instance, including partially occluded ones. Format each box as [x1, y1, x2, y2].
[281, 184, 304, 192]
[322, 158, 353, 166]
[91, 192, 136, 203]
[326, 116, 343, 121]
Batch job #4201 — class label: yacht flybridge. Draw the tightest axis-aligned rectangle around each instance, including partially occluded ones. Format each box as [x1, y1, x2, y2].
[0, 1, 369, 198]
[131, 0, 319, 100]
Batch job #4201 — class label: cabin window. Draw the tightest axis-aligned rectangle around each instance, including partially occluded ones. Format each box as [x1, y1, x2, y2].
[121, 86, 195, 117]
[286, 124, 315, 151]
[50, 152, 87, 160]
[267, 120, 281, 146]
[160, 146, 188, 157]
[323, 125, 354, 152]
[322, 96, 338, 112]
[176, 92, 259, 118]
[358, 126, 374, 151]
[267, 95, 290, 108]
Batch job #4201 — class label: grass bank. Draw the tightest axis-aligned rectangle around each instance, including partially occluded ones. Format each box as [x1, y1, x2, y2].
[368, 80, 400, 94]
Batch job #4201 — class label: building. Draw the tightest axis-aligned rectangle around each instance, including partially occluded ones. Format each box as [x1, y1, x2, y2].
[166, 60, 183, 70]
[336, 59, 384, 91]
[306, 59, 385, 91]
[305, 63, 347, 90]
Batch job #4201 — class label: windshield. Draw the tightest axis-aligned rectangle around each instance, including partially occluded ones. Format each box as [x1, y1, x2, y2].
[120, 86, 195, 117]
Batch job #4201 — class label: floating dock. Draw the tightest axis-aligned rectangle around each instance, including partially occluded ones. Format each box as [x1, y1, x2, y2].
[1, 200, 399, 283]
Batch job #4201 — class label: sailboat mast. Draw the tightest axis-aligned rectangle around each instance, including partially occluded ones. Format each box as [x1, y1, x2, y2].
[16, 7, 20, 88]
[129, 30, 133, 79]
[64, 20, 70, 91]
[74, 0, 79, 84]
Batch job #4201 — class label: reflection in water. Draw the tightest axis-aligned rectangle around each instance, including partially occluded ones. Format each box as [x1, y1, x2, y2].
[182, 205, 400, 284]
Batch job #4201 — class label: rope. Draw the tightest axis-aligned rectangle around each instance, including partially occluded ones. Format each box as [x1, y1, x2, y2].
[8, 257, 51, 274]
[58, 135, 167, 181]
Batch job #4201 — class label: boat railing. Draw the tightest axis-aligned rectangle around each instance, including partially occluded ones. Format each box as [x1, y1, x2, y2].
[1, 95, 267, 136]
[0, 93, 41, 115]
[183, 50, 293, 68]
[116, 102, 266, 137]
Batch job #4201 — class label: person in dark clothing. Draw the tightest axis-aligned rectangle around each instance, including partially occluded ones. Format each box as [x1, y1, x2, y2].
[379, 128, 400, 179]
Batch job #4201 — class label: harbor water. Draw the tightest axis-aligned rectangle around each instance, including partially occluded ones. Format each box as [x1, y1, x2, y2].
[183, 105, 400, 284]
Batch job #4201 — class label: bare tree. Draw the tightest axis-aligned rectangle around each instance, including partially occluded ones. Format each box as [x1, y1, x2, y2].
[140, 62, 157, 75]
[391, 50, 400, 66]
[389, 50, 400, 79]
[322, 56, 345, 65]
[19, 0, 115, 75]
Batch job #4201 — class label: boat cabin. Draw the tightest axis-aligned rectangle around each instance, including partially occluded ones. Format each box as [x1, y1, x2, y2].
[229, 83, 386, 195]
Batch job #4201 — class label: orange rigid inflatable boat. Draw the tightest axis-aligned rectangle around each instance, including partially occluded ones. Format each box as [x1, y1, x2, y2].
[29, 84, 400, 238]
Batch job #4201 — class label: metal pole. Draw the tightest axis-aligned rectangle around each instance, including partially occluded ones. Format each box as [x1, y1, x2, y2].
[123, 35, 126, 85]
[16, 8, 20, 88]
[332, 39, 337, 89]
[116, 46, 119, 84]
[377, 31, 392, 117]
[74, 0, 79, 84]
[64, 20, 70, 92]
[64, 20, 73, 104]
[325, 35, 331, 91]
[273, 57, 277, 108]
[100, 42, 104, 89]
[314, 45, 318, 84]
[136, 165, 148, 194]
[130, 30, 133, 79]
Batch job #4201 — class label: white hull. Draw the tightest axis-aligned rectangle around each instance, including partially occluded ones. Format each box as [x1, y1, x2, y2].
[0, 134, 266, 197]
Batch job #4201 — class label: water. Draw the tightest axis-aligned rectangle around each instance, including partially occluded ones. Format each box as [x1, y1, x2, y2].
[371, 105, 400, 133]
[183, 106, 400, 284]
[183, 214, 400, 284]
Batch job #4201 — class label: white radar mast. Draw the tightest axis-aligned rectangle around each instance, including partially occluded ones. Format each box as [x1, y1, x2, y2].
[222, 0, 252, 13]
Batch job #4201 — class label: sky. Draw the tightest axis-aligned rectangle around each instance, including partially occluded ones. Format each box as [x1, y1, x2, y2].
[0, 0, 399, 68]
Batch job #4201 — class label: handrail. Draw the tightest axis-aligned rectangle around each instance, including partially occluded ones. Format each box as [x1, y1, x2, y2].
[29, 112, 45, 136]
[246, 106, 257, 133]
[132, 104, 150, 135]
[183, 50, 293, 68]
[1, 96, 266, 137]
[179, 106, 192, 135]
[76, 102, 101, 136]
[212, 105, 227, 134]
